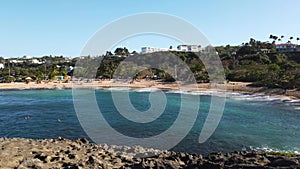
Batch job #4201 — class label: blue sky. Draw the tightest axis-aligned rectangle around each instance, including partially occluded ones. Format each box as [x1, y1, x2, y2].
[0, 0, 300, 57]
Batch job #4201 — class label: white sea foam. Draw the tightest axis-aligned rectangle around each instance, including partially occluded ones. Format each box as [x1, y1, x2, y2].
[166, 90, 227, 97]
[95, 87, 300, 107]
[166, 90, 189, 94]
[227, 92, 298, 104]
[282, 99, 300, 106]
[166, 89, 300, 108]
[134, 87, 161, 92]
[251, 145, 300, 154]
[294, 107, 300, 111]
[54, 86, 63, 90]
[108, 87, 130, 91]
[95, 86, 104, 90]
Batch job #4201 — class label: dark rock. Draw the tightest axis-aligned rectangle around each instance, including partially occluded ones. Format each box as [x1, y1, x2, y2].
[244, 151, 258, 158]
[269, 158, 299, 167]
[181, 154, 199, 163]
[87, 156, 95, 164]
[208, 153, 226, 163]
[225, 155, 245, 165]
[130, 159, 154, 169]
[184, 163, 202, 169]
[62, 162, 79, 169]
[227, 164, 267, 169]
[57, 137, 65, 141]
[265, 155, 278, 162]
[34, 153, 47, 162]
[78, 138, 89, 144]
[68, 154, 76, 159]
[165, 160, 180, 169]
[130, 163, 147, 169]
[3, 138, 300, 169]
[201, 161, 223, 169]
[50, 156, 60, 162]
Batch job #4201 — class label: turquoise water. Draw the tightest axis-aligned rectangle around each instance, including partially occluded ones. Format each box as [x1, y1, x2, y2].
[0, 89, 299, 154]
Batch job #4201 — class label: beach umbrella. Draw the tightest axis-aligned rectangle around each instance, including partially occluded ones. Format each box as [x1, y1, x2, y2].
[25, 77, 32, 80]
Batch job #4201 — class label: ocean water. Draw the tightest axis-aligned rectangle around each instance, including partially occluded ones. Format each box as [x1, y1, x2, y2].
[0, 89, 299, 154]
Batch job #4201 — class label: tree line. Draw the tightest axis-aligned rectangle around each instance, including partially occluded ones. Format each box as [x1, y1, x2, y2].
[1, 42, 300, 90]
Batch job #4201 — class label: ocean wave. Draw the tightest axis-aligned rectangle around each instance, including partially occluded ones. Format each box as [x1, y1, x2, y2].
[107, 87, 131, 91]
[166, 89, 300, 108]
[228, 93, 300, 106]
[94, 86, 104, 90]
[251, 145, 300, 154]
[294, 107, 300, 111]
[166, 90, 227, 97]
[133, 87, 161, 92]
[94, 87, 299, 107]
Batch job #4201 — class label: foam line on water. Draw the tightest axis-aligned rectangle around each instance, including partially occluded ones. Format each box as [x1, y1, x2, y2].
[251, 145, 300, 154]
[133, 87, 161, 92]
[107, 87, 131, 91]
[95, 87, 300, 107]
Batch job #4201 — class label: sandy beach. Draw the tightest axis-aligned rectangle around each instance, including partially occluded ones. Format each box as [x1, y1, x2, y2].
[0, 80, 299, 100]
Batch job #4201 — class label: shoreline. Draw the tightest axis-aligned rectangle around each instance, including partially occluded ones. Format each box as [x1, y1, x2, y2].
[0, 137, 299, 168]
[1, 80, 299, 100]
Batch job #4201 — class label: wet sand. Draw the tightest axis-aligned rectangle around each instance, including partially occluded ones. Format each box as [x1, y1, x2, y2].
[0, 80, 299, 100]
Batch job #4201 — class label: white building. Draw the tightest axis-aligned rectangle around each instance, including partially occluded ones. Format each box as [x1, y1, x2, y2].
[31, 59, 43, 64]
[177, 45, 201, 52]
[0, 63, 4, 69]
[260, 49, 271, 54]
[141, 45, 202, 54]
[10, 60, 23, 64]
[141, 47, 169, 54]
[275, 43, 300, 52]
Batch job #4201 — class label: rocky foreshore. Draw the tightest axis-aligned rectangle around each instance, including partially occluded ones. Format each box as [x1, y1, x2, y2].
[0, 138, 299, 169]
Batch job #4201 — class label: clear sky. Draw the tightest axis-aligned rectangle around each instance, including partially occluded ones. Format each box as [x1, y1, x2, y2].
[1, 0, 300, 57]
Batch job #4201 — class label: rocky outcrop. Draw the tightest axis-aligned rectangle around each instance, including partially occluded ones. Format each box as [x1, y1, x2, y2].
[0, 138, 299, 168]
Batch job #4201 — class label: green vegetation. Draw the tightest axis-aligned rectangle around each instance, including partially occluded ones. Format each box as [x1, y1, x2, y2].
[264, 151, 300, 157]
[218, 38, 300, 89]
[0, 56, 74, 83]
[0, 37, 300, 90]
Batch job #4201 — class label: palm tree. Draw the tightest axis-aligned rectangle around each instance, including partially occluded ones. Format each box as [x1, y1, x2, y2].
[290, 36, 294, 43]
[280, 35, 284, 43]
[269, 35, 278, 44]
[249, 38, 256, 46]
[297, 37, 300, 45]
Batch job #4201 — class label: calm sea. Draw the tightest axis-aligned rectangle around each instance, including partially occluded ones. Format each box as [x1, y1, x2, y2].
[0, 89, 299, 154]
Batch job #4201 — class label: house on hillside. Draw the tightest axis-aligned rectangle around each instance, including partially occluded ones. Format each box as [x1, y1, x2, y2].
[10, 59, 23, 64]
[177, 45, 201, 52]
[275, 43, 300, 52]
[140, 45, 202, 54]
[0, 63, 4, 69]
[141, 47, 169, 54]
[260, 49, 272, 54]
[31, 59, 43, 64]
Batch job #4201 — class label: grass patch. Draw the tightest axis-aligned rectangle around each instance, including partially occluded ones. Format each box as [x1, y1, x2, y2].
[264, 151, 300, 157]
